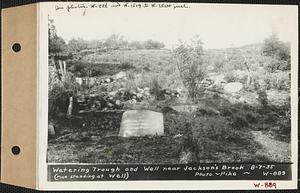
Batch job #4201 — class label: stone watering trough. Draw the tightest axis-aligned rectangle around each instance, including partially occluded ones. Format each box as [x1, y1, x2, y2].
[119, 110, 164, 137]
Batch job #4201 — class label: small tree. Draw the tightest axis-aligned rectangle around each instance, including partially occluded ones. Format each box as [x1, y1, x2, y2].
[48, 18, 67, 55]
[262, 33, 291, 72]
[173, 36, 207, 101]
[104, 33, 128, 50]
[143, 40, 165, 49]
[67, 38, 89, 53]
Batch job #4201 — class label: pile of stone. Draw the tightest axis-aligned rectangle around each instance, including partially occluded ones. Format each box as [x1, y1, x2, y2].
[76, 94, 123, 113]
[74, 87, 151, 113]
[75, 71, 127, 87]
[75, 86, 182, 113]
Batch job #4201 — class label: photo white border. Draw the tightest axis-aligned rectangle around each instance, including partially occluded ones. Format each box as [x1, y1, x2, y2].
[37, 2, 298, 190]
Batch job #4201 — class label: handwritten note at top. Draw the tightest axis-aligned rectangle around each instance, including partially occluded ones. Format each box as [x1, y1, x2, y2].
[55, 2, 190, 12]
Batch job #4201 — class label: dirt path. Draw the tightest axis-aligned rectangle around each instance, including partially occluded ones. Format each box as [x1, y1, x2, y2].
[251, 131, 291, 162]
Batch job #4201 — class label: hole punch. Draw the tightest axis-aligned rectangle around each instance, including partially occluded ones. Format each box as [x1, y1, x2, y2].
[12, 43, 21, 52]
[11, 146, 21, 155]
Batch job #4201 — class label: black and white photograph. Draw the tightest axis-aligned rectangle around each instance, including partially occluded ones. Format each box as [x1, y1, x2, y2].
[47, 2, 294, 164]
[43, 2, 297, 186]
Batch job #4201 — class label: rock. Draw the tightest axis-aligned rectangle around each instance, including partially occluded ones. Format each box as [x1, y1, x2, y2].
[137, 87, 144, 94]
[75, 77, 83, 85]
[107, 102, 114, 108]
[144, 91, 150, 97]
[161, 106, 179, 115]
[172, 105, 198, 113]
[224, 82, 243, 93]
[48, 124, 55, 137]
[144, 87, 150, 92]
[173, 134, 183, 139]
[129, 99, 137, 104]
[115, 100, 121, 106]
[108, 91, 118, 97]
[119, 110, 164, 137]
[136, 93, 143, 99]
[115, 71, 126, 79]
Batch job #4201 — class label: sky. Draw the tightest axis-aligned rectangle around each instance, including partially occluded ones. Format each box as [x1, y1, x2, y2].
[49, 3, 297, 49]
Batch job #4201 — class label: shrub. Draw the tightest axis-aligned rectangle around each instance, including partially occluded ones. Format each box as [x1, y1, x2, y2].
[224, 71, 238, 82]
[269, 71, 290, 91]
[49, 85, 73, 118]
[231, 115, 249, 129]
[245, 112, 258, 123]
[257, 89, 268, 107]
[275, 108, 291, 141]
[143, 40, 165, 49]
[120, 61, 135, 70]
[173, 36, 207, 101]
[150, 77, 164, 100]
[221, 109, 233, 117]
[261, 33, 291, 72]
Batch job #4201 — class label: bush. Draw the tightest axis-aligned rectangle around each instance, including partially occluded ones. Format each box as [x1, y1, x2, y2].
[150, 78, 163, 100]
[173, 36, 207, 101]
[224, 71, 238, 82]
[49, 85, 73, 118]
[269, 71, 290, 90]
[261, 33, 291, 72]
[143, 40, 165, 49]
[245, 112, 258, 123]
[257, 89, 268, 107]
[231, 115, 249, 129]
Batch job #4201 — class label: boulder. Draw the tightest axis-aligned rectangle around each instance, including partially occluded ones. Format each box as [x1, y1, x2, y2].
[115, 71, 126, 79]
[75, 77, 83, 85]
[119, 110, 164, 137]
[224, 82, 243, 93]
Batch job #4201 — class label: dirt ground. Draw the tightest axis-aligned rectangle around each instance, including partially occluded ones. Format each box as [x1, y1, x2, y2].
[48, 127, 181, 164]
[251, 131, 291, 163]
[47, 118, 291, 164]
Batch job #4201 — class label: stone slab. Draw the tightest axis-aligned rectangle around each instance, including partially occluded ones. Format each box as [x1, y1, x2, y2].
[224, 82, 243, 93]
[119, 110, 164, 137]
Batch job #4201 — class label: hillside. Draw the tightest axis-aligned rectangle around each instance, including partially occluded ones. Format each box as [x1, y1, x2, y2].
[48, 41, 291, 164]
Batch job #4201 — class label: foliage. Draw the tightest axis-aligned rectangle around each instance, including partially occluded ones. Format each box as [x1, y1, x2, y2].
[104, 34, 128, 50]
[224, 71, 238, 82]
[129, 41, 143, 49]
[150, 77, 163, 100]
[262, 33, 291, 72]
[48, 86, 73, 117]
[173, 36, 207, 101]
[48, 19, 67, 54]
[143, 40, 165, 49]
[252, 70, 290, 91]
[67, 38, 89, 53]
[164, 112, 264, 162]
[67, 60, 135, 77]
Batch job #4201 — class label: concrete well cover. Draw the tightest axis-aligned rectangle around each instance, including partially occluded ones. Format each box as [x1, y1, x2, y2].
[119, 110, 164, 137]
